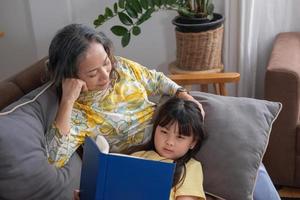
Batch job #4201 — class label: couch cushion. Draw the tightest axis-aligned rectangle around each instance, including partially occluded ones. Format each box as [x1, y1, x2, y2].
[189, 92, 281, 200]
[0, 83, 81, 200]
[0, 81, 24, 110]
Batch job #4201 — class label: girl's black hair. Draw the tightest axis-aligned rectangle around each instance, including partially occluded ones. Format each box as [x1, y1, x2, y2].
[144, 97, 206, 188]
[47, 23, 116, 100]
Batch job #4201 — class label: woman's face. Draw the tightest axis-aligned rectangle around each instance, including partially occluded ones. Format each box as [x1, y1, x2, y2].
[77, 42, 112, 91]
[154, 121, 196, 160]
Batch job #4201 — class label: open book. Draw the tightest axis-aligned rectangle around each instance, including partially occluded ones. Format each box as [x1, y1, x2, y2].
[79, 136, 176, 200]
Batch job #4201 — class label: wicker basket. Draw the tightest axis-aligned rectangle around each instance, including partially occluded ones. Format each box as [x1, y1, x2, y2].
[175, 25, 224, 71]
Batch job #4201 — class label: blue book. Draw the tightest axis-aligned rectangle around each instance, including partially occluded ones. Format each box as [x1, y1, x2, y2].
[80, 136, 176, 200]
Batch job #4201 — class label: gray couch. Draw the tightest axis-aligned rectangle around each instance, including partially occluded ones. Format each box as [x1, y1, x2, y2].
[0, 57, 281, 200]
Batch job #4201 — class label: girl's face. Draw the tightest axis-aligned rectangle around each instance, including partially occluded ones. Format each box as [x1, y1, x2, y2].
[77, 42, 112, 91]
[154, 121, 197, 160]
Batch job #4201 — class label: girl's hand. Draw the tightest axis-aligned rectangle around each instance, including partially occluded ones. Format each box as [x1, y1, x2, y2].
[73, 189, 80, 200]
[61, 78, 88, 104]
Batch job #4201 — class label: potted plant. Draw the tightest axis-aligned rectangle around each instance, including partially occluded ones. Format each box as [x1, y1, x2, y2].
[94, 0, 224, 71]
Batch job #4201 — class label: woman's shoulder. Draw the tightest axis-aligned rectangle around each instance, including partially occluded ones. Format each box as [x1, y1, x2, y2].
[115, 56, 138, 66]
[115, 56, 145, 70]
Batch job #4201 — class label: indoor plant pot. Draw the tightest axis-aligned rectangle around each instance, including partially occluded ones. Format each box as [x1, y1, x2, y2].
[172, 13, 224, 71]
[93, 0, 224, 71]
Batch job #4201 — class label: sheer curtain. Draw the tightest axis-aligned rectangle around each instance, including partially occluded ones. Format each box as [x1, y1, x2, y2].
[223, 0, 300, 98]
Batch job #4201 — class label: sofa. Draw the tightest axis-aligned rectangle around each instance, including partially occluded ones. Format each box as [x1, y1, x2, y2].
[263, 32, 300, 188]
[0, 56, 281, 200]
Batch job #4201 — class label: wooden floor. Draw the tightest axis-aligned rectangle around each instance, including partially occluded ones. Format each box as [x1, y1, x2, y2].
[278, 187, 300, 198]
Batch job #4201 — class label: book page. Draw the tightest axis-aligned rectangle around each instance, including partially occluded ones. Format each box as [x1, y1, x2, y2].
[95, 135, 109, 154]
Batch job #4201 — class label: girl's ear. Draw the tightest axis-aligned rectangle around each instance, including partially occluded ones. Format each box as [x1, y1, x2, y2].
[190, 140, 197, 149]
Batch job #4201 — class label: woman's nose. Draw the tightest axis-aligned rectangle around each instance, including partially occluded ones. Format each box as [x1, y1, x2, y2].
[98, 68, 110, 80]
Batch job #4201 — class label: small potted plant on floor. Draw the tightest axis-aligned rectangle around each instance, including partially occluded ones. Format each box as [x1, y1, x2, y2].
[94, 0, 224, 71]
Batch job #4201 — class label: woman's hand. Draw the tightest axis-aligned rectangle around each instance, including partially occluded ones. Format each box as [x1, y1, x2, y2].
[176, 91, 205, 119]
[55, 79, 88, 136]
[61, 78, 88, 104]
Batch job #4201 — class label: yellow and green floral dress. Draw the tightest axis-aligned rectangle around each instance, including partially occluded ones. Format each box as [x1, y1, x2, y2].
[46, 57, 181, 167]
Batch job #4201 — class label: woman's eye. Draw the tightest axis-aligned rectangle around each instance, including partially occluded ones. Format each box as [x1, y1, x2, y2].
[161, 130, 168, 134]
[88, 74, 97, 78]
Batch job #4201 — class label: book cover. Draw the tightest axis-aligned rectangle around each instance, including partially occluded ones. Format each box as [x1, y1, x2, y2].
[80, 136, 176, 200]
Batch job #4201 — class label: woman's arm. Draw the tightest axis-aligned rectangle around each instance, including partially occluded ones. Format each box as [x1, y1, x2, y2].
[46, 78, 88, 167]
[55, 79, 87, 135]
[119, 57, 205, 117]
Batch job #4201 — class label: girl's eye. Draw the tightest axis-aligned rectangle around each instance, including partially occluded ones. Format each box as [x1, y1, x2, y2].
[177, 135, 186, 139]
[161, 130, 168, 134]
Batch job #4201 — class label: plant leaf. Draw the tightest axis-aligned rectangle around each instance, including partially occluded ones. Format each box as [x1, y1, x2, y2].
[94, 19, 101, 27]
[131, 0, 143, 13]
[125, 4, 138, 18]
[136, 8, 154, 25]
[207, 3, 214, 15]
[119, 0, 125, 9]
[140, 0, 149, 9]
[114, 3, 118, 13]
[166, 0, 176, 5]
[104, 7, 113, 18]
[147, 0, 154, 8]
[118, 12, 133, 25]
[111, 25, 128, 36]
[132, 26, 141, 35]
[121, 32, 131, 47]
[94, 15, 105, 27]
[154, 0, 162, 7]
[207, 13, 213, 20]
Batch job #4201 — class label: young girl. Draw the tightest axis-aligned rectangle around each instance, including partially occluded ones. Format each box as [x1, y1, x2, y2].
[131, 97, 206, 200]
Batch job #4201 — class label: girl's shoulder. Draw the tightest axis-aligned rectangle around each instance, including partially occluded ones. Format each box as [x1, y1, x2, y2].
[186, 158, 203, 170]
[131, 150, 173, 163]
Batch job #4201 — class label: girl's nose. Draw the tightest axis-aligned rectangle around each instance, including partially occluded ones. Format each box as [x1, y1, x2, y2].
[166, 137, 174, 147]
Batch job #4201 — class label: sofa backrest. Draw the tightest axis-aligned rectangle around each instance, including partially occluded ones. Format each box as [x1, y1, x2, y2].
[0, 57, 48, 110]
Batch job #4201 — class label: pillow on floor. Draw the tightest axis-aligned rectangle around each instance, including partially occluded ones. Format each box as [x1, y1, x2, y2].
[0, 83, 81, 200]
[190, 91, 281, 200]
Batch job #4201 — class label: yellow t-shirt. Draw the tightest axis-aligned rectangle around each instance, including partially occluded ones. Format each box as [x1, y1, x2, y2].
[132, 151, 206, 200]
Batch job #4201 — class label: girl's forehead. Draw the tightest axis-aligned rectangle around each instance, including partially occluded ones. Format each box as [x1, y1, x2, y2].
[164, 120, 178, 129]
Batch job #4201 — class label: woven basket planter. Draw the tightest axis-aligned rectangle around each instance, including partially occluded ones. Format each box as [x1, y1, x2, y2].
[175, 25, 224, 71]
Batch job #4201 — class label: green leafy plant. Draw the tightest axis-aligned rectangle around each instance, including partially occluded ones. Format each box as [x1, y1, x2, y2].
[94, 0, 214, 47]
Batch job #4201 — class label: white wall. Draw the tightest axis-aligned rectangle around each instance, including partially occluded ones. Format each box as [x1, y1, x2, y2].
[0, 0, 224, 81]
[0, 0, 37, 81]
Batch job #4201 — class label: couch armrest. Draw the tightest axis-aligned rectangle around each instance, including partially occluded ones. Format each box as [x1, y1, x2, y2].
[264, 32, 300, 186]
